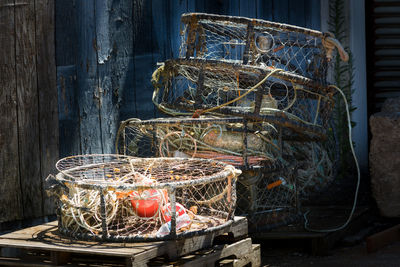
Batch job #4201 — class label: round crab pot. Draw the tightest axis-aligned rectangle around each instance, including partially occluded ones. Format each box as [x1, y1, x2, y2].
[47, 154, 241, 241]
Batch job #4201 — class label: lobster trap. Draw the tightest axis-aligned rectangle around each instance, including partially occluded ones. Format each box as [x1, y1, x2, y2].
[152, 58, 334, 140]
[115, 116, 283, 170]
[46, 154, 241, 241]
[179, 13, 348, 82]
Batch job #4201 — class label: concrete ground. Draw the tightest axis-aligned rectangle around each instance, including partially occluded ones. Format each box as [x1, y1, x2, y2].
[258, 220, 400, 267]
[261, 240, 400, 267]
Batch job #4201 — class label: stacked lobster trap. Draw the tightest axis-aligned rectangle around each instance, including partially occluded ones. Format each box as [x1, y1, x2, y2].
[116, 13, 348, 232]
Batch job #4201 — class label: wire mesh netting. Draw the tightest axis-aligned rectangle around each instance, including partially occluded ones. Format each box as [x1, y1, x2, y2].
[46, 155, 241, 241]
[236, 169, 298, 232]
[283, 139, 337, 201]
[179, 13, 348, 83]
[152, 59, 335, 140]
[115, 117, 282, 170]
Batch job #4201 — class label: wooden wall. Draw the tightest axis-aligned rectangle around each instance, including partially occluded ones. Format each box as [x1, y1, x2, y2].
[56, 0, 321, 158]
[0, 0, 58, 223]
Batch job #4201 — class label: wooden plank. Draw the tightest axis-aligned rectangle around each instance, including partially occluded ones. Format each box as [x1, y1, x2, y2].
[54, 0, 78, 67]
[133, 0, 157, 119]
[305, 0, 321, 30]
[228, 0, 240, 16]
[0, 0, 24, 223]
[0, 217, 247, 266]
[57, 66, 81, 157]
[289, 0, 306, 27]
[35, 0, 59, 215]
[152, 0, 172, 118]
[366, 224, 400, 254]
[256, 0, 273, 20]
[273, 0, 289, 24]
[239, 0, 257, 18]
[75, 0, 103, 154]
[132, 217, 248, 264]
[55, 0, 80, 157]
[179, 238, 253, 267]
[152, 0, 172, 62]
[96, 0, 119, 154]
[15, 0, 43, 218]
[102, 0, 135, 132]
[169, 0, 189, 58]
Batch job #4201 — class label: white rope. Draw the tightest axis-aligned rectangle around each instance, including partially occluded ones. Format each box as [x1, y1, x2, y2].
[304, 84, 360, 232]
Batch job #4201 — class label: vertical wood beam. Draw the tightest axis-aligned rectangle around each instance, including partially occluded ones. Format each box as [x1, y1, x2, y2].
[75, 0, 103, 154]
[0, 0, 24, 223]
[35, 0, 59, 215]
[15, 0, 43, 218]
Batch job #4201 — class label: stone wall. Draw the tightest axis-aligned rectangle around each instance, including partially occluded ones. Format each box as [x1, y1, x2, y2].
[369, 97, 400, 217]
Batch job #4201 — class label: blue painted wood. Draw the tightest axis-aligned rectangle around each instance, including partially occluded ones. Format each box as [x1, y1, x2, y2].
[273, 0, 289, 24]
[289, 0, 306, 27]
[96, 0, 126, 154]
[239, 0, 257, 18]
[55, 0, 79, 157]
[133, 0, 157, 119]
[57, 65, 81, 157]
[170, 0, 189, 58]
[108, 0, 135, 125]
[228, 0, 240, 16]
[152, 0, 172, 62]
[55, 0, 77, 66]
[305, 0, 321, 30]
[75, 0, 103, 154]
[256, 0, 273, 20]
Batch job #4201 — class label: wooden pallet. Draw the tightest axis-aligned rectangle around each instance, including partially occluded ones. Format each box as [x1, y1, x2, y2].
[0, 217, 248, 266]
[148, 238, 260, 267]
[250, 206, 371, 255]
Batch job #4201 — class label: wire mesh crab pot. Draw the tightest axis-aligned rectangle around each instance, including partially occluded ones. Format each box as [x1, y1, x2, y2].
[115, 116, 282, 171]
[236, 169, 298, 232]
[179, 13, 348, 82]
[152, 58, 334, 140]
[46, 154, 241, 241]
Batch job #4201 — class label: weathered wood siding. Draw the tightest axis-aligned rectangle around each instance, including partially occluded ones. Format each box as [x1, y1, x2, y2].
[0, 0, 58, 223]
[56, 0, 321, 158]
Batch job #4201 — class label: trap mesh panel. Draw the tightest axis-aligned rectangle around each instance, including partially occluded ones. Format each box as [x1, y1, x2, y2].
[236, 169, 298, 232]
[179, 13, 338, 82]
[48, 155, 241, 241]
[115, 117, 281, 170]
[152, 59, 334, 140]
[283, 139, 337, 202]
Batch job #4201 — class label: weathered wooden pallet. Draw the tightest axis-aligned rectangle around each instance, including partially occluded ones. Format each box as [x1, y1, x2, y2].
[0, 217, 248, 266]
[250, 206, 371, 255]
[148, 238, 260, 267]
